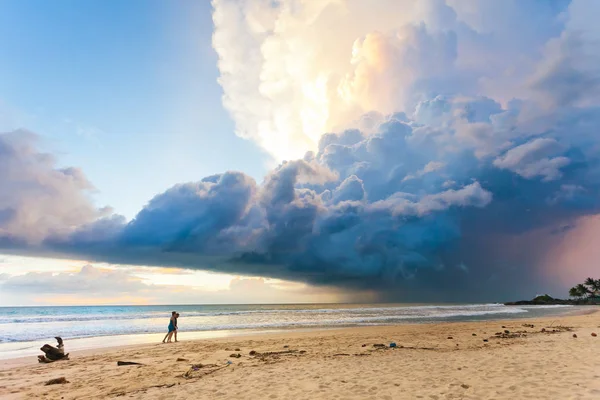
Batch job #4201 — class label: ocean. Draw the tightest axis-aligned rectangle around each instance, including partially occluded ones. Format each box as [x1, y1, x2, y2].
[0, 303, 578, 360]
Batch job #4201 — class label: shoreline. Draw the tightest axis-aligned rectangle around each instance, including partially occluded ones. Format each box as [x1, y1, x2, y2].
[0, 304, 586, 363]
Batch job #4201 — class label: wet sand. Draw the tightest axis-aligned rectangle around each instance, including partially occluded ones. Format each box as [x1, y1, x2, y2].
[1, 310, 599, 399]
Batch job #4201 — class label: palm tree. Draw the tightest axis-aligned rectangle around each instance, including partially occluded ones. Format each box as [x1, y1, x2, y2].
[584, 277, 600, 297]
[584, 277, 595, 289]
[569, 286, 579, 299]
[576, 283, 591, 299]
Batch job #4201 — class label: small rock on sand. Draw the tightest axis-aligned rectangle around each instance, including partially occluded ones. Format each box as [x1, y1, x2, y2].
[447, 336, 453, 340]
[373, 344, 386, 348]
[235, 348, 241, 351]
[592, 333, 597, 337]
[45, 377, 69, 386]
[283, 345, 289, 348]
[504, 330, 510, 334]
[483, 339, 488, 342]
[249, 350, 257, 356]
[472, 333, 477, 336]
[573, 334, 577, 338]
[229, 353, 242, 358]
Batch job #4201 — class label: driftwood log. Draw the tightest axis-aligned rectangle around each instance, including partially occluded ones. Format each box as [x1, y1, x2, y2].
[117, 361, 144, 366]
[38, 337, 69, 363]
[38, 353, 70, 363]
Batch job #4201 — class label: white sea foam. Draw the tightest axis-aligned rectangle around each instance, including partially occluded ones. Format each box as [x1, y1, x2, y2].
[0, 303, 576, 343]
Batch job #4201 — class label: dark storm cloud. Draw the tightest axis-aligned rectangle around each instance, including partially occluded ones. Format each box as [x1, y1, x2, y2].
[5, 91, 600, 302]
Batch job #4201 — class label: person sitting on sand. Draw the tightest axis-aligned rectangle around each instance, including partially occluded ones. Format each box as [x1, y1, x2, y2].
[38, 337, 68, 363]
[162, 311, 177, 343]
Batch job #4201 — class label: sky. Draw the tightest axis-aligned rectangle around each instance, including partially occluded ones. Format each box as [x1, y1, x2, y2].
[1, 0, 600, 306]
[0, 0, 268, 219]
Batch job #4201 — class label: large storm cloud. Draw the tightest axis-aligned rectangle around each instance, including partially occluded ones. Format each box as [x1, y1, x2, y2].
[2, 0, 600, 301]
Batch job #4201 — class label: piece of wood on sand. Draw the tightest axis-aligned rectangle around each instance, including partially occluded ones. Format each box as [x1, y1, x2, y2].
[38, 354, 70, 363]
[117, 361, 144, 366]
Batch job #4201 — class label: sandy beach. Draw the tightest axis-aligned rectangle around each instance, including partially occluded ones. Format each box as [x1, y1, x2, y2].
[1, 310, 599, 399]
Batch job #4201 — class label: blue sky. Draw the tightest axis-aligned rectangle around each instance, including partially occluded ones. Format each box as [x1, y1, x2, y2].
[0, 0, 268, 219]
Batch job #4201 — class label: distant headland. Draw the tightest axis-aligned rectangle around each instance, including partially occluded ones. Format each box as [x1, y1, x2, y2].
[505, 277, 600, 306]
[504, 294, 600, 306]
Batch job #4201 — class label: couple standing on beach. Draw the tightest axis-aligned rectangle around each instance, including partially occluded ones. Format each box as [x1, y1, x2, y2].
[162, 311, 179, 343]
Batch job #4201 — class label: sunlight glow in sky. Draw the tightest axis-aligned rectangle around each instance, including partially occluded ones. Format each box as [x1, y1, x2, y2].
[0, 255, 347, 306]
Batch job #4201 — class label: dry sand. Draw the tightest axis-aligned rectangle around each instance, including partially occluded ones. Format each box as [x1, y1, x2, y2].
[1, 310, 599, 399]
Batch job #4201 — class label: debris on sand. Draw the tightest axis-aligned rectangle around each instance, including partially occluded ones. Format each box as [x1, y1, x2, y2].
[229, 353, 242, 358]
[39, 337, 68, 364]
[493, 330, 528, 339]
[257, 349, 301, 357]
[373, 344, 386, 348]
[447, 337, 453, 340]
[334, 353, 372, 357]
[183, 363, 228, 379]
[472, 333, 477, 336]
[248, 349, 306, 363]
[592, 333, 597, 337]
[45, 377, 69, 385]
[117, 361, 143, 366]
[176, 358, 189, 362]
[235, 348, 241, 351]
[541, 326, 573, 334]
[191, 363, 217, 369]
[389, 342, 397, 348]
[38, 354, 70, 363]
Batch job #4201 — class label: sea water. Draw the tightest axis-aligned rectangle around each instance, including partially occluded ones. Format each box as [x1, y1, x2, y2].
[0, 303, 577, 359]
